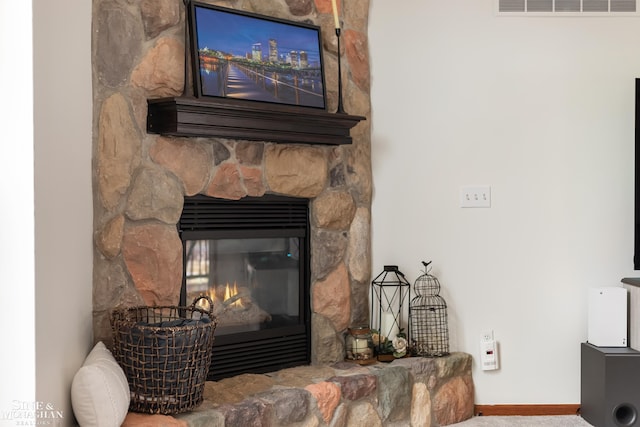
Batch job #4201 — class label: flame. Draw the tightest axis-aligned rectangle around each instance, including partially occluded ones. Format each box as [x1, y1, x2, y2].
[224, 281, 244, 308]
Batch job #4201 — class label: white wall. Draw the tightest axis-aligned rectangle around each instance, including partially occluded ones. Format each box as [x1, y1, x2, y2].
[370, 1, 640, 404]
[33, 0, 93, 423]
[0, 1, 36, 424]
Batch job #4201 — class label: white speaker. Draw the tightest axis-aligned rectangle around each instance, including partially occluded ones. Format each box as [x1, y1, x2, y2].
[588, 287, 628, 347]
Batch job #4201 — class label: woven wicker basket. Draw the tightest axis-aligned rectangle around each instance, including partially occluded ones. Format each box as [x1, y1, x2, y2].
[110, 296, 217, 415]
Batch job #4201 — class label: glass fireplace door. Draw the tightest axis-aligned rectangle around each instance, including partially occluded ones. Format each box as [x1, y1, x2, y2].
[184, 235, 302, 336]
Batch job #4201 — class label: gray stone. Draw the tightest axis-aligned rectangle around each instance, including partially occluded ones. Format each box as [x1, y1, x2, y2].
[391, 357, 439, 387]
[345, 139, 372, 205]
[176, 408, 225, 427]
[212, 140, 231, 165]
[349, 279, 369, 327]
[256, 388, 310, 424]
[373, 366, 412, 423]
[140, 0, 180, 39]
[344, 0, 369, 34]
[95, 214, 125, 259]
[311, 229, 348, 281]
[285, 0, 313, 16]
[435, 352, 473, 379]
[243, 0, 290, 18]
[92, 257, 129, 312]
[236, 141, 264, 165]
[95, 3, 142, 87]
[330, 162, 346, 188]
[329, 403, 348, 427]
[311, 314, 344, 365]
[126, 166, 184, 224]
[220, 399, 270, 427]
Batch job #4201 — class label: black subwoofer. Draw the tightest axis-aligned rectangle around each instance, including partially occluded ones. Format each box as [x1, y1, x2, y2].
[581, 343, 640, 427]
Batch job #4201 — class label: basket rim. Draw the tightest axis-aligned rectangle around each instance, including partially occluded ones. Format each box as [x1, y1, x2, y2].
[110, 305, 217, 333]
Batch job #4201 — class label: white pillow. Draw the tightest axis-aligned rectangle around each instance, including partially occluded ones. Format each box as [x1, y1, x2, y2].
[71, 341, 130, 427]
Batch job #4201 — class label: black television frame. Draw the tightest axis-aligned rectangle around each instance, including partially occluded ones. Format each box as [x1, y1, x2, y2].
[635, 78, 640, 269]
[187, 1, 327, 110]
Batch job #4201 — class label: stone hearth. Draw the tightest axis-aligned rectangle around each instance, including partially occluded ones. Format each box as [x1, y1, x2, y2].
[123, 355, 475, 427]
[92, 0, 372, 366]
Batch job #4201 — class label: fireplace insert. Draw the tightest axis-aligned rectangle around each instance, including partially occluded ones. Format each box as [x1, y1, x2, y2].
[178, 194, 311, 380]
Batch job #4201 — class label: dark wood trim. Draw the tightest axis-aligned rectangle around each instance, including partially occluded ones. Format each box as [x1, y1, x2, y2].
[474, 404, 581, 416]
[147, 96, 365, 145]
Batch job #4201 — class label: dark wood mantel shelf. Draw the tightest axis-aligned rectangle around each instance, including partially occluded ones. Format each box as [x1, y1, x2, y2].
[147, 97, 366, 146]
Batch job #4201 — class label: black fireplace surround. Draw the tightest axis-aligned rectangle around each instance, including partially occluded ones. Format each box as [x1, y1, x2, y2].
[178, 194, 311, 380]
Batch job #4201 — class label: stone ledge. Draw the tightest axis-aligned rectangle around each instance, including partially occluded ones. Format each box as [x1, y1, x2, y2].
[123, 353, 474, 427]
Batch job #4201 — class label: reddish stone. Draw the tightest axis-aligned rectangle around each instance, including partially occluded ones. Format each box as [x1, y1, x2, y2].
[433, 375, 475, 425]
[315, 0, 340, 14]
[122, 413, 187, 427]
[305, 381, 341, 423]
[240, 165, 266, 197]
[131, 37, 184, 98]
[122, 223, 182, 306]
[206, 163, 246, 200]
[329, 374, 377, 400]
[150, 137, 212, 196]
[312, 263, 351, 332]
[344, 29, 370, 92]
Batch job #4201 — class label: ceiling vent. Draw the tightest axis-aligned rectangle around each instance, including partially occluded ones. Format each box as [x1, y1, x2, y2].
[497, 0, 638, 14]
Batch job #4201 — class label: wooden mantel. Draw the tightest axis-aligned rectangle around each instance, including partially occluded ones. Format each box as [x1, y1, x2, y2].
[147, 97, 366, 146]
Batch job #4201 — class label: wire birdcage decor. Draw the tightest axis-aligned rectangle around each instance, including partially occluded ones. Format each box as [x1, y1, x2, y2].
[410, 261, 449, 357]
[371, 265, 411, 360]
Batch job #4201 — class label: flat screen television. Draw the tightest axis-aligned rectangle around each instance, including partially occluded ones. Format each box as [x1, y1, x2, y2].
[187, 1, 326, 110]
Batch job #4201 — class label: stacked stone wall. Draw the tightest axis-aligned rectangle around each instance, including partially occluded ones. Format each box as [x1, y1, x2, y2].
[92, 0, 372, 365]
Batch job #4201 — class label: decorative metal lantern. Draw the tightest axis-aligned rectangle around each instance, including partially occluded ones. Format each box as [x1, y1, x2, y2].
[371, 265, 411, 360]
[410, 261, 449, 357]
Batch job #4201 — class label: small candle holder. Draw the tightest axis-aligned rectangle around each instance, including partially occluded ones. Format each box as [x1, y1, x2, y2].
[345, 326, 375, 364]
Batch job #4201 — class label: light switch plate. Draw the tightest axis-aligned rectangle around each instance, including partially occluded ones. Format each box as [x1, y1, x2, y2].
[460, 186, 491, 208]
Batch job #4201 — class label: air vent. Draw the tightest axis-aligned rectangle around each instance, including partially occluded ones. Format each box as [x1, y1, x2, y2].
[179, 194, 309, 231]
[497, 0, 638, 13]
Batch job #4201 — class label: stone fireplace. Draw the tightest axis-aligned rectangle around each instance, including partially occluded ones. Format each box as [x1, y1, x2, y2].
[92, 0, 372, 370]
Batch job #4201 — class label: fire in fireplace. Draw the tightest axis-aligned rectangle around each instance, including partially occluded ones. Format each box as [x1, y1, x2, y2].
[178, 194, 311, 380]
